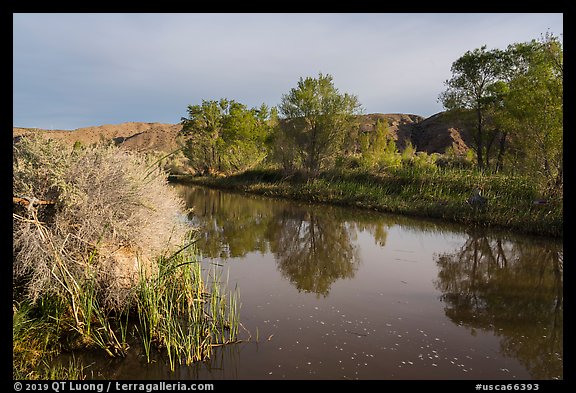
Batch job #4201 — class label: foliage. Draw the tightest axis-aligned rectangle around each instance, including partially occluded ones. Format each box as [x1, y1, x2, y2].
[358, 119, 402, 170]
[439, 45, 508, 171]
[440, 33, 563, 199]
[273, 73, 362, 175]
[501, 33, 563, 197]
[12, 139, 240, 374]
[136, 241, 239, 371]
[13, 239, 240, 378]
[148, 147, 194, 176]
[177, 166, 562, 237]
[180, 99, 273, 175]
[436, 146, 475, 170]
[13, 135, 190, 310]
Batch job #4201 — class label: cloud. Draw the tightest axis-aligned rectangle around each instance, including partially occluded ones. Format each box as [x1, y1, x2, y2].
[13, 13, 563, 129]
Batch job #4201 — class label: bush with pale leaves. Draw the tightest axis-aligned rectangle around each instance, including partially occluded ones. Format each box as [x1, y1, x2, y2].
[13, 136, 191, 309]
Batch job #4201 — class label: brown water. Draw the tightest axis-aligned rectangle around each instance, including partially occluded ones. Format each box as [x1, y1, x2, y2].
[75, 185, 563, 380]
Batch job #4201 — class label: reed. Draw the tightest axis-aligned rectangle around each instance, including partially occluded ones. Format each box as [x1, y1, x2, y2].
[12, 298, 88, 379]
[37, 357, 88, 380]
[135, 241, 240, 371]
[173, 166, 562, 237]
[13, 137, 242, 378]
[13, 240, 241, 378]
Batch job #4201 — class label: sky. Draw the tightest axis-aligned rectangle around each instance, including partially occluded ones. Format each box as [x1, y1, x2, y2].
[13, 13, 563, 130]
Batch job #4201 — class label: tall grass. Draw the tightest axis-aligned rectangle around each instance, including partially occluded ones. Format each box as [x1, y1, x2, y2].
[12, 298, 88, 379]
[13, 240, 241, 378]
[13, 136, 241, 378]
[136, 242, 239, 371]
[174, 166, 562, 237]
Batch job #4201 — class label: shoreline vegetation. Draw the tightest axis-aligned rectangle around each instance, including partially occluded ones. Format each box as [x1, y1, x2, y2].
[168, 167, 562, 239]
[13, 34, 562, 379]
[13, 137, 240, 379]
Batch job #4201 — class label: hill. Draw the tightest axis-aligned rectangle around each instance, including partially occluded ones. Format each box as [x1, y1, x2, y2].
[13, 112, 471, 155]
[13, 122, 182, 153]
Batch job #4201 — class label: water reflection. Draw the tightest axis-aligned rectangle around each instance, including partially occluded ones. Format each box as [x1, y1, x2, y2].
[173, 184, 563, 379]
[178, 186, 364, 296]
[434, 230, 563, 379]
[58, 337, 244, 380]
[183, 187, 273, 258]
[266, 209, 359, 297]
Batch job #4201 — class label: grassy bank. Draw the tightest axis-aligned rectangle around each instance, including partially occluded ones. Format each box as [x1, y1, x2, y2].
[13, 242, 240, 379]
[13, 137, 240, 379]
[170, 167, 562, 238]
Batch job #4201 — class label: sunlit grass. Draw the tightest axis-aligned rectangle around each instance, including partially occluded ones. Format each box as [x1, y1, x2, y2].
[136, 242, 240, 371]
[173, 166, 562, 237]
[13, 240, 241, 378]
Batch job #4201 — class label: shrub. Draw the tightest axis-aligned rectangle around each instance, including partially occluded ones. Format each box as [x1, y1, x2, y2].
[436, 146, 475, 170]
[13, 136, 190, 310]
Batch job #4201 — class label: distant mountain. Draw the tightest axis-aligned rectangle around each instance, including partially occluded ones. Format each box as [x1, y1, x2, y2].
[13, 112, 471, 155]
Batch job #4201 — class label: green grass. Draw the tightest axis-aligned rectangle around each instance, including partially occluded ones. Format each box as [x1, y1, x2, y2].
[12, 298, 86, 379]
[13, 240, 240, 379]
[170, 166, 562, 238]
[136, 245, 240, 371]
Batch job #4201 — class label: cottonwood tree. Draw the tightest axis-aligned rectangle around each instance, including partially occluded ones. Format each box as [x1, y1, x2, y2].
[502, 34, 563, 197]
[180, 99, 273, 175]
[359, 119, 400, 170]
[275, 73, 362, 175]
[439, 46, 508, 171]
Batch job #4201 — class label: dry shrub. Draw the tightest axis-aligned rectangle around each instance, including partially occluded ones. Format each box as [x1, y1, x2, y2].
[13, 136, 191, 309]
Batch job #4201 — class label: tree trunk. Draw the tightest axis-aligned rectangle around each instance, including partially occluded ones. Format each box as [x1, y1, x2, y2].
[495, 131, 508, 172]
[476, 107, 484, 171]
[308, 122, 319, 175]
[484, 129, 499, 171]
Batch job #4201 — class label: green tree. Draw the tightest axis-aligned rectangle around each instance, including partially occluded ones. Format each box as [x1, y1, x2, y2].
[181, 99, 272, 175]
[359, 119, 397, 169]
[502, 34, 563, 197]
[180, 99, 225, 174]
[275, 73, 362, 175]
[439, 46, 508, 171]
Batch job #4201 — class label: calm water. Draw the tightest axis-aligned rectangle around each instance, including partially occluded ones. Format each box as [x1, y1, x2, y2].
[76, 185, 563, 380]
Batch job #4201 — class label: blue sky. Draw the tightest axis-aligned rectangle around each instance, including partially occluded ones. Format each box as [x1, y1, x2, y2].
[13, 13, 563, 130]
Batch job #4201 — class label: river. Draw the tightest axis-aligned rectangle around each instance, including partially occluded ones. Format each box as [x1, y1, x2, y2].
[76, 184, 563, 380]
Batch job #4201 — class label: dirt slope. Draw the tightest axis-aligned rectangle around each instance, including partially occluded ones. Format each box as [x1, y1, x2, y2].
[410, 112, 472, 154]
[13, 112, 471, 155]
[13, 122, 182, 153]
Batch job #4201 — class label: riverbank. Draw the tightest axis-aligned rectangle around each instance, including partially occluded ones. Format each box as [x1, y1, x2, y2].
[12, 138, 240, 379]
[170, 168, 562, 238]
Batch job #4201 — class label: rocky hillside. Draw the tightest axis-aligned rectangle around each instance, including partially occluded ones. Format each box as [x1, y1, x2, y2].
[410, 112, 472, 154]
[13, 122, 182, 153]
[13, 112, 471, 155]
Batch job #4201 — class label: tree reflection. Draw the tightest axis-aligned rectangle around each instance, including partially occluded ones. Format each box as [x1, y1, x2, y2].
[174, 185, 368, 296]
[176, 185, 273, 258]
[434, 230, 563, 379]
[267, 207, 360, 297]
